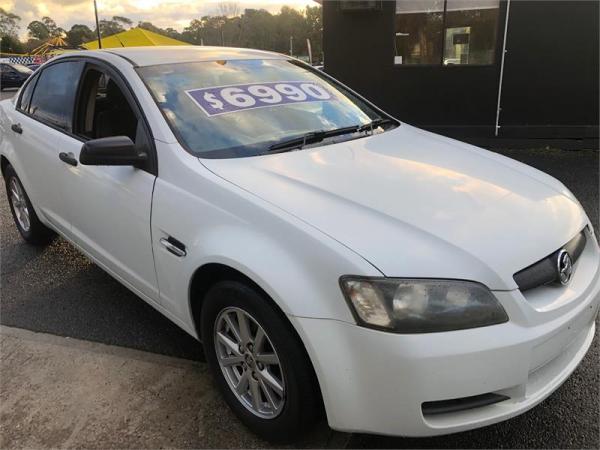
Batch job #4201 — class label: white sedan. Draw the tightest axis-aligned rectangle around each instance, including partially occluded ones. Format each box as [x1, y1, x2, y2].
[1, 47, 598, 441]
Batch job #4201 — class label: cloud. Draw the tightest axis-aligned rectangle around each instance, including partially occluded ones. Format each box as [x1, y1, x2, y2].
[1, 0, 316, 39]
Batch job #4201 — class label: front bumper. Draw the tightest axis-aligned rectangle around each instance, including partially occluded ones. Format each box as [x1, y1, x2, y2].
[291, 236, 600, 437]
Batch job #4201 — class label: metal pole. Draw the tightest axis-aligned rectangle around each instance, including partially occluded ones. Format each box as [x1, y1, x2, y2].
[289, 36, 293, 56]
[495, 0, 511, 137]
[93, 0, 102, 49]
[306, 38, 312, 65]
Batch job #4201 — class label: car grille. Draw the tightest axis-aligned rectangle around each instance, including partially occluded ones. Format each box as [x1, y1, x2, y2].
[513, 230, 587, 292]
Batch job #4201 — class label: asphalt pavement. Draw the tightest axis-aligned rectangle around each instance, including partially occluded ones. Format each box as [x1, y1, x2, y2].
[0, 86, 598, 447]
[0, 326, 345, 449]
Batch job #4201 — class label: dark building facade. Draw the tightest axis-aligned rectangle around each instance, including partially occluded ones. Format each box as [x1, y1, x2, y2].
[322, 0, 599, 146]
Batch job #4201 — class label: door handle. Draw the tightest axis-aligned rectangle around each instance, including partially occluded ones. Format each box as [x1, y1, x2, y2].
[11, 123, 22, 134]
[59, 152, 78, 166]
[160, 237, 186, 258]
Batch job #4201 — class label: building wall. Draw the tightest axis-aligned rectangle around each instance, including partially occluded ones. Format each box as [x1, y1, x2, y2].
[323, 0, 599, 141]
[500, 1, 599, 139]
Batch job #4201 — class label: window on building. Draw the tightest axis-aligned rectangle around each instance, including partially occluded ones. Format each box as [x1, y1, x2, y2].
[395, 0, 500, 66]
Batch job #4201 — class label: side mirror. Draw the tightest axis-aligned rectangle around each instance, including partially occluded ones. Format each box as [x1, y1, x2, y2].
[79, 136, 147, 167]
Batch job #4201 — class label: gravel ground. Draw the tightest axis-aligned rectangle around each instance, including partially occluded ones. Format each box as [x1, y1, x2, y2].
[1, 147, 598, 448]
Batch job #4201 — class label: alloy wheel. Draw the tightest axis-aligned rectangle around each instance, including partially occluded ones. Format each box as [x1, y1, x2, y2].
[9, 177, 30, 232]
[214, 307, 285, 419]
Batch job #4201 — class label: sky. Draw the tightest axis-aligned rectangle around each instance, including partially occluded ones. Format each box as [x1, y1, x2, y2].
[1, 0, 317, 40]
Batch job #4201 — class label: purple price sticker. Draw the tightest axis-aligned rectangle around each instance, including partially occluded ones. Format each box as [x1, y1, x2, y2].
[185, 81, 333, 117]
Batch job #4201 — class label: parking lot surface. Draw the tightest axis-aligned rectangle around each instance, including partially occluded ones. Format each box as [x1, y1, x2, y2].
[0, 326, 343, 449]
[0, 90, 598, 449]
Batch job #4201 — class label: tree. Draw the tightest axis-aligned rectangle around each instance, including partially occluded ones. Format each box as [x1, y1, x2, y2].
[66, 24, 95, 47]
[97, 19, 124, 37]
[0, 7, 21, 38]
[137, 21, 183, 40]
[24, 38, 44, 53]
[113, 16, 133, 29]
[27, 20, 50, 40]
[305, 5, 323, 62]
[41, 16, 64, 37]
[163, 27, 181, 39]
[274, 6, 307, 55]
[1, 35, 24, 53]
[138, 21, 163, 35]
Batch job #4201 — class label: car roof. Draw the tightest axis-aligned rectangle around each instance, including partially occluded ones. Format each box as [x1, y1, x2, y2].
[70, 46, 290, 67]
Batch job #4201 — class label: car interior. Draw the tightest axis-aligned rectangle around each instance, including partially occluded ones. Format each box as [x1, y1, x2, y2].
[77, 69, 138, 142]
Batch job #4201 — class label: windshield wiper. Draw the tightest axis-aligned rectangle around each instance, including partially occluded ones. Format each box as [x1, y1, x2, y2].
[267, 125, 361, 153]
[357, 117, 398, 134]
[266, 118, 397, 154]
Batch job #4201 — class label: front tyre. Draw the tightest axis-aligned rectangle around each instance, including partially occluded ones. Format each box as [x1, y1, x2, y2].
[4, 164, 55, 245]
[201, 280, 322, 442]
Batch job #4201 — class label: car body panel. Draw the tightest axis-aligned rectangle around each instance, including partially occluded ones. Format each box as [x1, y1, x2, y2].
[291, 284, 598, 436]
[201, 124, 588, 290]
[150, 141, 380, 329]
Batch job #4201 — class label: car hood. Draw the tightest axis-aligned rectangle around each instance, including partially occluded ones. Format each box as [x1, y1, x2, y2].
[200, 124, 587, 290]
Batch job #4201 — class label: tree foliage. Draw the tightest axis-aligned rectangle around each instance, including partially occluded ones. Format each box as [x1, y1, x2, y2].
[2, 6, 323, 62]
[177, 6, 323, 60]
[1, 35, 24, 53]
[42, 16, 65, 37]
[27, 21, 49, 40]
[0, 7, 21, 38]
[66, 24, 95, 47]
[98, 18, 125, 37]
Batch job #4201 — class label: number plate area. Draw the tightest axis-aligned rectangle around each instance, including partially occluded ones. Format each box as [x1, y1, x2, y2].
[186, 81, 333, 117]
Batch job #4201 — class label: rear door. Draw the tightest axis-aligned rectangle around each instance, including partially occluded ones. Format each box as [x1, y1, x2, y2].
[56, 60, 160, 304]
[9, 61, 84, 235]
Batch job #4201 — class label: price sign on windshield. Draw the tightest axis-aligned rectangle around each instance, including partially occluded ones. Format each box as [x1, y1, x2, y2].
[185, 81, 333, 117]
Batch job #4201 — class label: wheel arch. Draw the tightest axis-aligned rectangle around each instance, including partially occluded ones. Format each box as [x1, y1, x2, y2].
[189, 262, 292, 343]
[189, 263, 264, 338]
[1, 155, 10, 177]
[188, 262, 325, 412]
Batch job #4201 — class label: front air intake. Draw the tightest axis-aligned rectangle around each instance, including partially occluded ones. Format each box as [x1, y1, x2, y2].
[422, 393, 509, 416]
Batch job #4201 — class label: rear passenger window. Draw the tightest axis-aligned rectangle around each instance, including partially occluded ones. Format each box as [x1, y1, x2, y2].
[29, 61, 84, 132]
[17, 73, 39, 113]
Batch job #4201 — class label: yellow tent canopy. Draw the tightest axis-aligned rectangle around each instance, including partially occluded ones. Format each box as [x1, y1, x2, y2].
[83, 27, 190, 49]
[30, 36, 70, 55]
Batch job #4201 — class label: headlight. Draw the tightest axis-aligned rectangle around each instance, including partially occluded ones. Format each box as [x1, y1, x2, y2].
[339, 277, 508, 333]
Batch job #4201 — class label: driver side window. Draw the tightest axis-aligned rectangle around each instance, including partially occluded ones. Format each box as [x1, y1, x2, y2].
[76, 68, 138, 143]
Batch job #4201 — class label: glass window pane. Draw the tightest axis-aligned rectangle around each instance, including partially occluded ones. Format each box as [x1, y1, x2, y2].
[395, 0, 444, 65]
[29, 61, 84, 131]
[443, 0, 500, 65]
[137, 59, 380, 158]
[18, 73, 38, 112]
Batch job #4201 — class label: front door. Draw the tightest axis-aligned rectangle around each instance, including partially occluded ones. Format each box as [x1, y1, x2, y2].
[56, 62, 160, 303]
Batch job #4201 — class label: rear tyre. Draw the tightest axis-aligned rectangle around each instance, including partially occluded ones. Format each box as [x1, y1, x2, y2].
[4, 164, 55, 245]
[201, 280, 322, 442]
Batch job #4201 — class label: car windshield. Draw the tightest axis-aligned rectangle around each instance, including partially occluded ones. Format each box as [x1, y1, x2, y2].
[137, 59, 390, 158]
[11, 64, 33, 74]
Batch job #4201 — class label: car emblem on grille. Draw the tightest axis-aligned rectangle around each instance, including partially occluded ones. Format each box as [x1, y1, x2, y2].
[556, 249, 573, 286]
